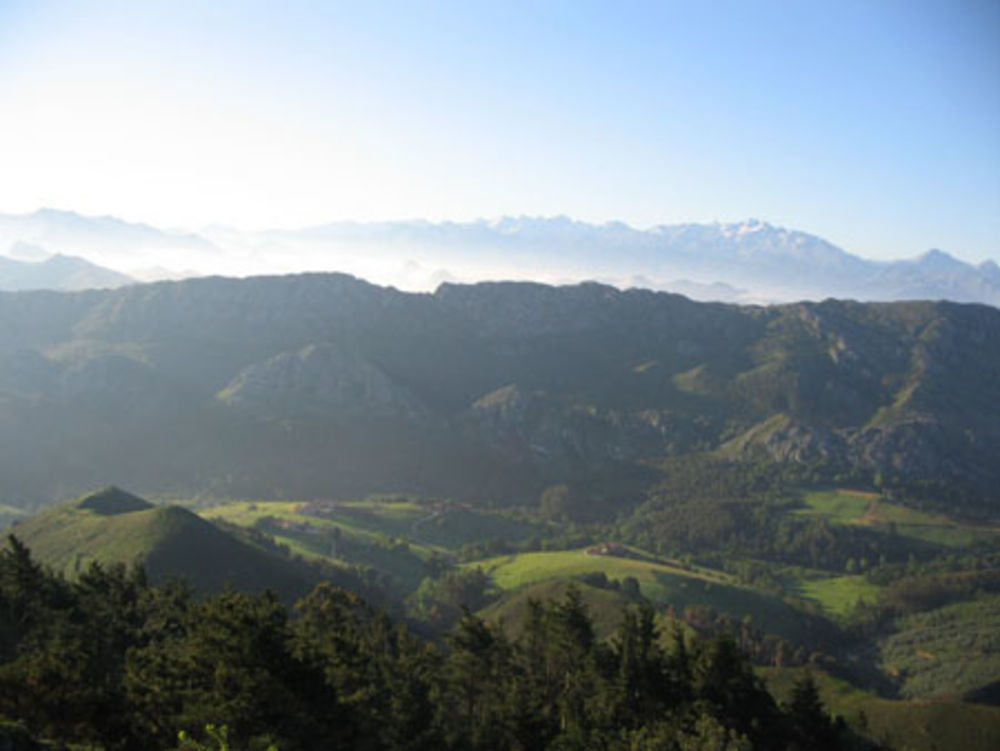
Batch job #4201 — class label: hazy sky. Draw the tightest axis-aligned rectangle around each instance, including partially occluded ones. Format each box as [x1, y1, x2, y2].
[1, 0, 998, 262]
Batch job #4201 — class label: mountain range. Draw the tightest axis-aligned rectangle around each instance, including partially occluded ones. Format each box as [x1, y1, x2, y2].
[0, 272, 996, 512]
[1, 209, 997, 305]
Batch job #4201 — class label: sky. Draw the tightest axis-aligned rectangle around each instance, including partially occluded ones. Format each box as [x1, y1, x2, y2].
[0, 0, 998, 263]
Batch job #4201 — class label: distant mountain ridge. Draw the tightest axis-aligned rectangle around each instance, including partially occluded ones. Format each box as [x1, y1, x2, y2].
[1, 209, 997, 305]
[0, 252, 134, 291]
[0, 273, 996, 513]
[0, 208, 217, 284]
[0, 208, 214, 255]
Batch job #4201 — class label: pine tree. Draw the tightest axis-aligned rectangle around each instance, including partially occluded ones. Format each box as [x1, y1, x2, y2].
[786, 671, 838, 751]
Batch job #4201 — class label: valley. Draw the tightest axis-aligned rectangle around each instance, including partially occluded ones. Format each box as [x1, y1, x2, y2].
[194, 481, 1000, 750]
[8, 476, 1000, 750]
[1, 274, 998, 750]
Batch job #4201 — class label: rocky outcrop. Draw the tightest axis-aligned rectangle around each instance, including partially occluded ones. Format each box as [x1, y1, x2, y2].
[218, 343, 428, 422]
[736, 413, 984, 488]
[466, 384, 682, 468]
[758, 421, 846, 465]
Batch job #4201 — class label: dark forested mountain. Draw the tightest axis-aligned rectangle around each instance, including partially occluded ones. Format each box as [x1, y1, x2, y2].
[0, 272, 997, 510]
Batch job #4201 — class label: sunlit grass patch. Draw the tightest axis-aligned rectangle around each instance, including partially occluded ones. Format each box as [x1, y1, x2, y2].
[797, 574, 881, 618]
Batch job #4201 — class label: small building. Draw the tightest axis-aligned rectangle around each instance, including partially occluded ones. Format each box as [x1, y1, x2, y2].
[585, 542, 626, 557]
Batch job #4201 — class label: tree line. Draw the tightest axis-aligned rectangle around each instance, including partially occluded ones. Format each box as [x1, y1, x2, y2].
[0, 536, 883, 750]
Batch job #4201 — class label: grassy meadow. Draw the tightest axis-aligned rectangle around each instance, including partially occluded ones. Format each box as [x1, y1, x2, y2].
[795, 488, 1000, 548]
[796, 573, 882, 618]
[469, 548, 821, 642]
[199, 497, 543, 593]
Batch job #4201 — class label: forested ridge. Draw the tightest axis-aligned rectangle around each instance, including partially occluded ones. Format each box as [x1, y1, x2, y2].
[1, 274, 998, 510]
[0, 536, 873, 751]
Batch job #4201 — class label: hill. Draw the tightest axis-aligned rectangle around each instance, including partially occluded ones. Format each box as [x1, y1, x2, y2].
[478, 578, 643, 640]
[199, 497, 542, 596]
[10, 486, 316, 598]
[468, 548, 828, 644]
[762, 666, 1000, 751]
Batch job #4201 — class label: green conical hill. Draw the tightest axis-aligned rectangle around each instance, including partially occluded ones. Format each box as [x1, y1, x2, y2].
[11, 487, 315, 598]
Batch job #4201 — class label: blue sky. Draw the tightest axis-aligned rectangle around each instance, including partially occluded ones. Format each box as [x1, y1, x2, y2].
[0, 0, 998, 262]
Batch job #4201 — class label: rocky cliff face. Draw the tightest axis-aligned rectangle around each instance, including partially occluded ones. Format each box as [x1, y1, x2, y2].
[464, 384, 679, 470]
[741, 417, 974, 485]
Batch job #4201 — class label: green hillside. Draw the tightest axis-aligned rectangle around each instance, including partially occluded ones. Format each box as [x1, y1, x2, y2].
[470, 548, 821, 642]
[471, 548, 725, 591]
[796, 488, 1000, 548]
[199, 497, 542, 594]
[762, 666, 1000, 751]
[878, 595, 1000, 700]
[11, 486, 316, 598]
[478, 579, 643, 639]
[201, 497, 538, 553]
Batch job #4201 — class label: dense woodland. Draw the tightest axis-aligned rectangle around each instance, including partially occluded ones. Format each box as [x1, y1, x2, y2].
[0, 536, 881, 751]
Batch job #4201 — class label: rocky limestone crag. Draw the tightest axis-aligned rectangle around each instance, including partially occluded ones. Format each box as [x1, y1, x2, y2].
[467, 384, 699, 471]
[218, 343, 428, 422]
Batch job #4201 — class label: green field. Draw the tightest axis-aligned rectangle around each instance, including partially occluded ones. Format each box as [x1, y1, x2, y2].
[200, 500, 431, 591]
[200, 498, 543, 593]
[795, 488, 1000, 548]
[205, 500, 394, 539]
[761, 666, 1000, 751]
[471, 548, 725, 591]
[408, 508, 539, 549]
[795, 489, 873, 523]
[796, 573, 882, 618]
[201, 498, 537, 551]
[470, 549, 822, 642]
[202, 499, 426, 541]
[859, 502, 998, 548]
